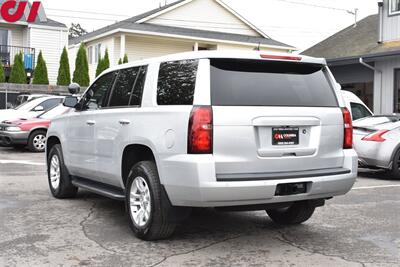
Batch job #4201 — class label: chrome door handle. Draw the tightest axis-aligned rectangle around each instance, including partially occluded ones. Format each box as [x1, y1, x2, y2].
[86, 120, 96, 126]
[119, 119, 131, 125]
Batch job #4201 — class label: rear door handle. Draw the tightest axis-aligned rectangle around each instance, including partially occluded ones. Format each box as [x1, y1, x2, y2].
[119, 119, 131, 125]
[86, 120, 96, 126]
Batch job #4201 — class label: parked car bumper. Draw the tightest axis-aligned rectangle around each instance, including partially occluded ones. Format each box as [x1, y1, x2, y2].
[0, 131, 29, 146]
[353, 136, 393, 169]
[161, 150, 358, 207]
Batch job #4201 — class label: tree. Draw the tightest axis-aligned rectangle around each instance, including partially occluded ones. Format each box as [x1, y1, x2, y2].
[72, 43, 90, 86]
[69, 23, 88, 39]
[123, 54, 128, 63]
[9, 53, 26, 84]
[95, 56, 103, 77]
[0, 63, 5, 83]
[57, 47, 71, 86]
[118, 58, 122, 65]
[95, 48, 110, 77]
[32, 51, 49, 85]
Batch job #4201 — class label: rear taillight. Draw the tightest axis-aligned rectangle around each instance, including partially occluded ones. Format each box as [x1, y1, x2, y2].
[362, 130, 389, 142]
[342, 108, 353, 149]
[188, 106, 213, 154]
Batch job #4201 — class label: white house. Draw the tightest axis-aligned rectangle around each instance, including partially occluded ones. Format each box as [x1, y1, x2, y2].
[0, 0, 68, 84]
[69, 0, 295, 82]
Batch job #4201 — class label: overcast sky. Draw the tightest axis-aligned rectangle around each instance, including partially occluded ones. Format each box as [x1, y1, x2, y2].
[40, 0, 379, 51]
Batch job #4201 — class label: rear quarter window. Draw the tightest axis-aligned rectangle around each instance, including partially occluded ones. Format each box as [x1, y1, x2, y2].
[210, 59, 338, 107]
[157, 59, 199, 105]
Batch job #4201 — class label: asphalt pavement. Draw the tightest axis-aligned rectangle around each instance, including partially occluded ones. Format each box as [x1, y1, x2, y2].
[0, 146, 399, 267]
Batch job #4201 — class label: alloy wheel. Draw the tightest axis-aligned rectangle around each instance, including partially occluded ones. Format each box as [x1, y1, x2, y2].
[49, 155, 61, 189]
[130, 176, 151, 227]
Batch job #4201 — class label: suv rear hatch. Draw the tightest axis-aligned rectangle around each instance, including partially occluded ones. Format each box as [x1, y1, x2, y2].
[210, 58, 345, 180]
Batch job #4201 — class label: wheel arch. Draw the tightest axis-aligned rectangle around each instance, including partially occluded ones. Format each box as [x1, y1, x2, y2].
[121, 144, 157, 187]
[46, 135, 61, 159]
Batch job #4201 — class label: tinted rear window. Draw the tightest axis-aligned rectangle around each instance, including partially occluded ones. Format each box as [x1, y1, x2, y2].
[211, 59, 338, 107]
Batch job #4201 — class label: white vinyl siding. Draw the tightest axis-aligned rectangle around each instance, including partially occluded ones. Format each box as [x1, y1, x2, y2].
[146, 0, 260, 37]
[86, 37, 114, 81]
[383, 0, 400, 41]
[29, 27, 68, 84]
[374, 58, 400, 114]
[124, 35, 193, 61]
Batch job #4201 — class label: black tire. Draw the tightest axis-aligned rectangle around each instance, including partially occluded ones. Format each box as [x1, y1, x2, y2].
[267, 201, 315, 225]
[388, 149, 400, 179]
[126, 161, 176, 241]
[28, 130, 47, 152]
[47, 144, 78, 199]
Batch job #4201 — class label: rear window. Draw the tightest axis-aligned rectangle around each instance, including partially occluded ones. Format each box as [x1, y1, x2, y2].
[350, 102, 372, 121]
[157, 59, 199, 105]
[210, 59, 338, 107]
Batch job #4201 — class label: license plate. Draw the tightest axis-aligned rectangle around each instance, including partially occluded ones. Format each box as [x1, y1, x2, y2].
[272, 127, 299, 145]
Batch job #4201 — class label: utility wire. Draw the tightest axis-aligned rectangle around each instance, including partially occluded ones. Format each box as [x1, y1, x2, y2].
[272, 0, 352, 12]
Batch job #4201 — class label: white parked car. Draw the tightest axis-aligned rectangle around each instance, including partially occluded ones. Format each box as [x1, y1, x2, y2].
[0, 96, 64, 123]
[46, 51, 358, 240]
[353, 115, 400, 178]
[341, 90, 373, 121]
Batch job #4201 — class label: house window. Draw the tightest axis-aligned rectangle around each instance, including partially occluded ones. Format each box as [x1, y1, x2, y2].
[0, 29, 8, 46]
[390, 0, 400, 15]
[94, 43, 101, 63]
[87, 46, 93, 64]
[394, 69, 400, 113]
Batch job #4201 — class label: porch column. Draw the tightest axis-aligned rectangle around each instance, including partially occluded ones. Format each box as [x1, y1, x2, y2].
[109, 37, 115, 66]
[193, 42, 199, 51]
[120, 34, 126, 60]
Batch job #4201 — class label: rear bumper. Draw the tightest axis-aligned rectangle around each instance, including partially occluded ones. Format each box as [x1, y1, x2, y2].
[0, 131, 29, 146]
[354, 140, 392, 169]
[161, 150, 358, 207]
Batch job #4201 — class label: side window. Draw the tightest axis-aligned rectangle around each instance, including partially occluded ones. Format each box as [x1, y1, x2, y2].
[130, 66, 147, 106]
[350, 102, 372, 121]
[84, 72, 116, 110]
[35, 98, 62, 111]
[109, 67, 139, 107]
[157, 59, 198, 105]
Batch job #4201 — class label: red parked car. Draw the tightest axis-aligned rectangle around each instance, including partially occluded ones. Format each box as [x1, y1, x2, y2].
[0, 105, 70, 152]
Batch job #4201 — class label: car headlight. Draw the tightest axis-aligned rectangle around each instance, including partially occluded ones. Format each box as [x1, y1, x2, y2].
[5, 126, 22, 132]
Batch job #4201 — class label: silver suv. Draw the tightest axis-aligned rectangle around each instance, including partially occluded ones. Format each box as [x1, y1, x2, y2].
[46, 51, 357, 240]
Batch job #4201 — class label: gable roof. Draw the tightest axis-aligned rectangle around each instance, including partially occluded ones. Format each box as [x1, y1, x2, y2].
[69, 0, 294, 49]
[303, 14, 400, 63]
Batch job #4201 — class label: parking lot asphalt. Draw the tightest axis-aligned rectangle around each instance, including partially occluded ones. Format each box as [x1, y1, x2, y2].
[0, 146, 399, 267]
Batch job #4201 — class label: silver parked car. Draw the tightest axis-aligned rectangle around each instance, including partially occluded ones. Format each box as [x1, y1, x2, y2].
[46, 51, 357, 240]
[354, 115, 400, 178]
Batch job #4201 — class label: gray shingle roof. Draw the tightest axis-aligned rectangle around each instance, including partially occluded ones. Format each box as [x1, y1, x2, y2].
[32, 18, 67, 28]
[302, 14, 400, 62]
[69, 0, 294, 49]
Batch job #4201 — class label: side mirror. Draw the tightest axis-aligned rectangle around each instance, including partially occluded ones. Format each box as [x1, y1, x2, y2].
[63, 96, 79, 108]
[68, 83, 81, 95]
[34, 105, 44, 112]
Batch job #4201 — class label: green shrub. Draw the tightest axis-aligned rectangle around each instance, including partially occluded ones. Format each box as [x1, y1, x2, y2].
[0, 63, 5, 83]
[57, 47, 71, 86]
[9, 53, 26, 84]
[118, 58, 122, 65]
[123, 54, 128, 63]
[72, 43, 90, 86]
[32, 51, 49, 85]
[95, 56, 103, 77]
[95, 48, 110, 77]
